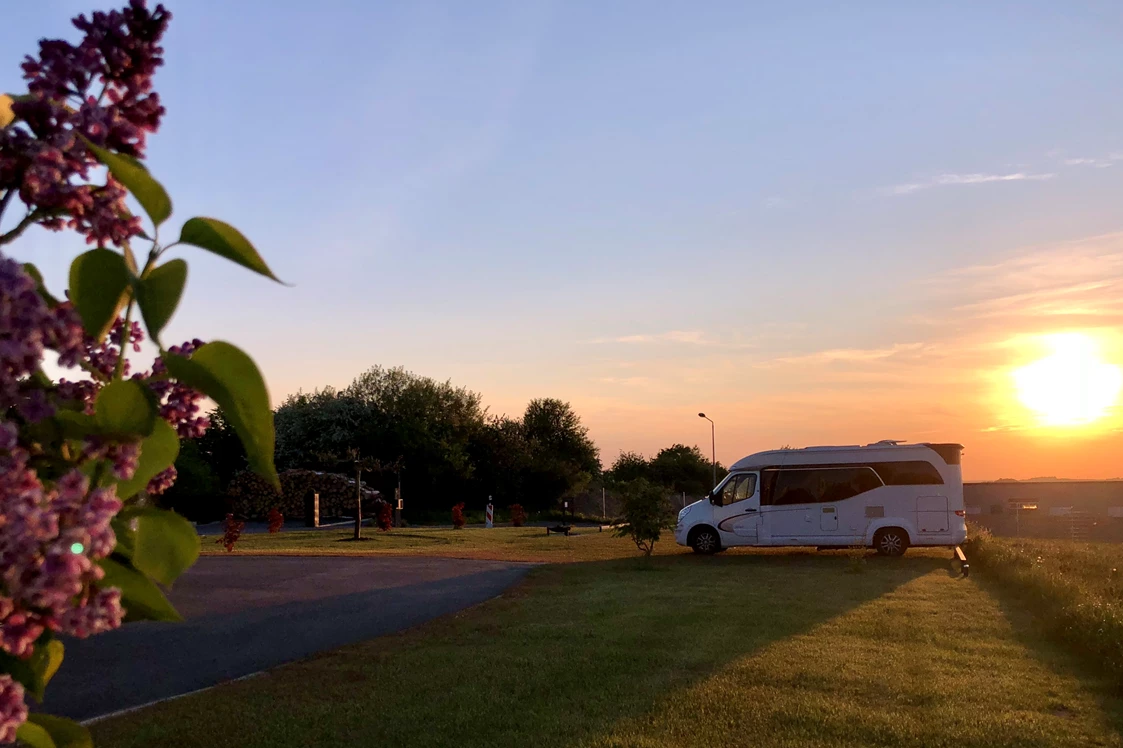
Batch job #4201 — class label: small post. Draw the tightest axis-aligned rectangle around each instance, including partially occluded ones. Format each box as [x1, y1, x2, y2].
[305, 491, 320, 528]
[486, 497, 494, 529]
[602, 487, 606, 519]
[394, 487, 402, 528]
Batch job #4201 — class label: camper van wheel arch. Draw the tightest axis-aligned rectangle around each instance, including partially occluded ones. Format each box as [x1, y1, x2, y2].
[873, 527, 910, 557]
[688, 525, 721, 555]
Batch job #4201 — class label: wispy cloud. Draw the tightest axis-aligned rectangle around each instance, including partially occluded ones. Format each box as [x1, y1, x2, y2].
[1063, 157, 1109, 167]
[1051, 151, 1123, 169]
[763, 196, 789, 209]
[595, 376, 654, 386]
[932, 232, 1123, 326]
[590, 330, 709, 345]
[882, 171, 1056, 196]
[586, 330, 758, 350]
[760, 342, 933, 367]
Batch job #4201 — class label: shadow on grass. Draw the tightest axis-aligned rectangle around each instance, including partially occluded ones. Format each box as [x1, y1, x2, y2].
[90, 551, 947, 748]
[971, 572, 1123, 740]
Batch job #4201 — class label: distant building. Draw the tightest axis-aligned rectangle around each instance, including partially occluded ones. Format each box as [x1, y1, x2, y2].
[966, 480, 1123, 541]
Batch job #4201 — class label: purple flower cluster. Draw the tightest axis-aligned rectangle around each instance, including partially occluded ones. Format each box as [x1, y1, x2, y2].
[145, 465, 176, 496]
[0, 255, 85, 418]
[0, 674, 27, 744]
[1, 1, 171, 246]
[0, 423, 124, 661]
[150, 339, 210, 439]
[86, 318, 143, 381]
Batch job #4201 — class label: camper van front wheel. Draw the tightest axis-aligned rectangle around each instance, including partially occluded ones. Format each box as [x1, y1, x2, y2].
[689, 527, 720, 555]
[873, 528, 909, 557]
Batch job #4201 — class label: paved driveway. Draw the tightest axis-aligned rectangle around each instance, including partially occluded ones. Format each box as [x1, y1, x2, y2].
[43, 556, 531, 722]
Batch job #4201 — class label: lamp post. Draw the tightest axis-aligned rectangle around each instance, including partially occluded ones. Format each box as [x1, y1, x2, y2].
[698, 413, 715, 488]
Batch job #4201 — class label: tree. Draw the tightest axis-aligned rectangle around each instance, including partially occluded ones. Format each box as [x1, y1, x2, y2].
[521, 398, 601, 511]
[606, 450, 650, 484]
[194, 406, 246, 483]
[612, 479, 677, 556]
[159, 439, 223, 522]
[650, 444, 727, 497]
[273, 367, 487, 513]
[468, 415, 531, 505]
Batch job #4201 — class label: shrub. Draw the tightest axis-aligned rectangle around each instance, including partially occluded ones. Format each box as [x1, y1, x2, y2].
[376, 501, 392, 531]
[509, 504, 527, 527]
[267, 507, 284, 534]
[452, 502, 466, 529]
[612, 479, 675, 556]
[966, 528, 1123, 684]
[217, 514, 245, 553]
[0, 3, 283, 740]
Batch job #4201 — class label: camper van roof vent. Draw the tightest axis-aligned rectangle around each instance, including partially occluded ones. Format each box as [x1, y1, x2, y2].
[866, 439, 906, 447]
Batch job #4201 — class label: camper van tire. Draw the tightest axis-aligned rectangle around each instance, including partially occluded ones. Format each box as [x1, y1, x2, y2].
[689, 526, 720, 555]
[873, 527, 909, 557]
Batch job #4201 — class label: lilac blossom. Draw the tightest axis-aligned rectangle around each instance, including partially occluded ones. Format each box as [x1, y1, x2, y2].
[3, 1, 171, 247]
[0, 675, 27, 744]
[145, 465, 176, 496]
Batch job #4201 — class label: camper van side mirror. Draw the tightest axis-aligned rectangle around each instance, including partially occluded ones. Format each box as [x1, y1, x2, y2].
[708, 491, 717, 505]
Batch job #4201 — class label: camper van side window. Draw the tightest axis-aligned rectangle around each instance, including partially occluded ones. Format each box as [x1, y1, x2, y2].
[762, 467, 881, 506]
[870, 461, 944, 485]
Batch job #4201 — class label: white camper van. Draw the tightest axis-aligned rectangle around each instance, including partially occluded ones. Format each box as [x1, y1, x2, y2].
[675, 441, 966, 556]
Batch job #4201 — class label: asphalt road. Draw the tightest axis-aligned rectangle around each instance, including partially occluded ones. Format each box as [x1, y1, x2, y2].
[43, 556, 532, 722]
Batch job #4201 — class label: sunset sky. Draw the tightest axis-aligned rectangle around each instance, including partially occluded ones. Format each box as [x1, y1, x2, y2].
[5, 1, 1123, 481]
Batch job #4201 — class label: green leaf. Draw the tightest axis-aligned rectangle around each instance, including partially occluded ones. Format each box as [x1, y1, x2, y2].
[164, 342, 278, 489]
[110, 515, 136, 559]
[114, 419, 179, 500]
[179, 217, 282, 282]
[98, 556, 182, 623]
[68, 248, 131, 341]
[24, 639, 65, 701]
[136, 259, 187, 342]
[16, 721, 55, 748]
[22, 262, 60, 306]
[131, 507, 199, 586]
[94, 379, 157, 437]
[83, 139, 171, 226]
[0, 94, 14, 128]
[53, 410, 98, 439]
[25, 715, 92, 748]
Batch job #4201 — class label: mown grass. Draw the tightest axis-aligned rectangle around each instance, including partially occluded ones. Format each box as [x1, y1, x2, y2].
[199, 526, 690, 563]
[92, 550, 1123, 748]
[966, 529, 1123, 683]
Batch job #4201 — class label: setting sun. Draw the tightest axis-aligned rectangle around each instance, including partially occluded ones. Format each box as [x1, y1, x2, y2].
[1013, 333, 1123, 426]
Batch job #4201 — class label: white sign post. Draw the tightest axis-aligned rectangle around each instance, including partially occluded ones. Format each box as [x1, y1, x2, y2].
[485, 497, 494, 529]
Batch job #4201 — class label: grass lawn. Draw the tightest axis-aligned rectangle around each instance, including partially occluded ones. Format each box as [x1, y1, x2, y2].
[92, 547, 1123, 748]
[200, 526, 690, 563]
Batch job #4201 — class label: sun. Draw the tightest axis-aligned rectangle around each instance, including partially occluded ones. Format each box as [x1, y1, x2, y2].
[1013, 333, 1123, 426]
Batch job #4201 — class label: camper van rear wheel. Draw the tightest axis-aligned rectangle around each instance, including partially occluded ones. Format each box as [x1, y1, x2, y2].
[690, 527, 720, 555]
[873, 528, 909, 557]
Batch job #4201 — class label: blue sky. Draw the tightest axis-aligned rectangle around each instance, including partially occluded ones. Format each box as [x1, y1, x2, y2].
[5, 1, 1123, 478]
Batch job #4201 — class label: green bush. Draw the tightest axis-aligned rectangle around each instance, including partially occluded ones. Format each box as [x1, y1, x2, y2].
[965, 527, 1123, 683]
[612, 479, 676, 556]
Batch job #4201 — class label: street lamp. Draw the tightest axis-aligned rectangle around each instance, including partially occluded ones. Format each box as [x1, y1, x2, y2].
[698, 413, 715, 488]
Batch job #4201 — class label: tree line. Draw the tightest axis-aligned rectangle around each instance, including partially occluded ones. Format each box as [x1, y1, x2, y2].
[604, 445, 728, 496]
[164, 365, 728, 520]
